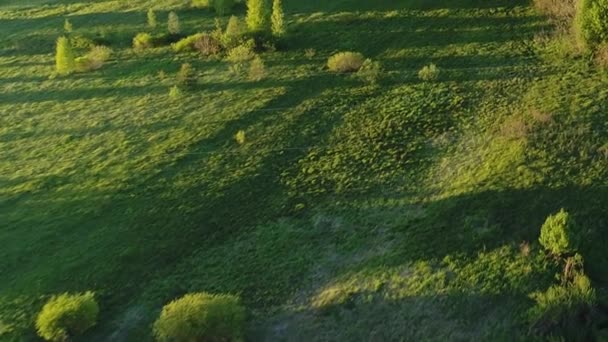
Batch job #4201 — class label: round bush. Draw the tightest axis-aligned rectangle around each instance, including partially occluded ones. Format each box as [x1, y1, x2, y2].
[153, 292, 246, 342]
[575, 0, 608, 48]
[539, 209, 579, 255]
[133, 32, 153, 50]
[35, 292, 99, 342]
[327, 52, 365, 73]
[418, 63, 440, 81]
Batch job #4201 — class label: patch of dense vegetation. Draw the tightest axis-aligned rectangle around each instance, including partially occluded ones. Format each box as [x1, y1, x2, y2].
[1, 0, 608, 340]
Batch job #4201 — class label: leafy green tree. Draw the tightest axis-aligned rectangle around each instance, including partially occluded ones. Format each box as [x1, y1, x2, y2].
[147, 8, 157, 29]
[246, 0, 269, 32]
[271, 0, 285, 37]
[168, 11, 180, 34]
[55, 36, 75, 75]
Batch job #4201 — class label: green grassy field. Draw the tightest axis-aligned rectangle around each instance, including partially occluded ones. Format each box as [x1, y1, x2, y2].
[2, 0, 608, 340]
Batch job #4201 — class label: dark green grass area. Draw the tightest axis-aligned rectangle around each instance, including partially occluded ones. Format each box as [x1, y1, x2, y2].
[1, 0, 608, 340]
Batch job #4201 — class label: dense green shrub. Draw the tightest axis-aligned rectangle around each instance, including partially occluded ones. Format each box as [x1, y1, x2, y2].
[539, 209, 579, 255]
[246, 0, 270, 32]
[168, 11, 181, 35]
[147, 9, 157, 29]
[418, 63, 440, 81]
[55, 36, 75, 75]
[271, 0, 285, 37]
[176, 63, 197, 88]
[356, 59, 382, 84]
[227, 40, 255, 75]
[172, 33, 205, 52]
[35, 292, 99, 342]
[575, 0, 608, 49]
[152, 293, 245, 342]
[327, 52, 365, 72]
[133, 32, 153, 50]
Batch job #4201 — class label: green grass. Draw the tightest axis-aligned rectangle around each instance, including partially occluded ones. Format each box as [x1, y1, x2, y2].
[1, 0, 608, 340]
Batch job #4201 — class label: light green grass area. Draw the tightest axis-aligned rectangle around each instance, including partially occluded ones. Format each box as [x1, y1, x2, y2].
[1, 0, 608, 340]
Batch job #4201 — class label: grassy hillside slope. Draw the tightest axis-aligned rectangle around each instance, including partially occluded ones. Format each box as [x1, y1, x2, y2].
[1, 0, 608, 340]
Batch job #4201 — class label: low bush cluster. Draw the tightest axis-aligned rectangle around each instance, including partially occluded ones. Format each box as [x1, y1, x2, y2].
[327, 51, 365, 72]
[539, 209, 579, 256]
[418, 63, 440, 81]
[35, 292, 99, 342]
[153, 293, 245, 342]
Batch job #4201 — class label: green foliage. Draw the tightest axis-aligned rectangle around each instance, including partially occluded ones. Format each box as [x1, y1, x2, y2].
[222, 15, 246, 49]
[152, 293, 245, 342]
[226, 39, 255, 74]
[539, 209, 579, 255]
[575, 0, 608, 49]
[147, 9, 157, 29]
[529, 255, 596, 339]
[418, 63, 440, 81]
[75, 45, 112, 72]
[63, 19, 72, 34]
[133, 32, 153, 50]
[69, 35, 95, 51]
[327, 51, 365, 72]
[172, 33, 205, 52]
[249, 55, 265, 81]
[271, 0, 286, 37]
[168, 11, 180, 35]
[235, 130, 246, 144]
[35, 292, 99, 342]
[246, 0, 270, 32]
[55, 36, 75, 75]
[168, 85, 182, 99]
[356, 59, 382, 85]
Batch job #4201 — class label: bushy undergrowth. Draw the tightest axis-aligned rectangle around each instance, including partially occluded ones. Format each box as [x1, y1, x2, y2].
[195, 34, 222, 56]
[172, 33, 206, 52]
[133, 32, 153, 50]
[529, 254, 597, 339]
[327, 52, 365, 72]
[356, 59, 382, 85]
[75, 45, 112, 71]
[418, 63, 440, 81]
[152, 293, 245, 342]
[35, 292, 99, 342]
[575, 0, 608, 49]
[539, 209, 579, 256]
